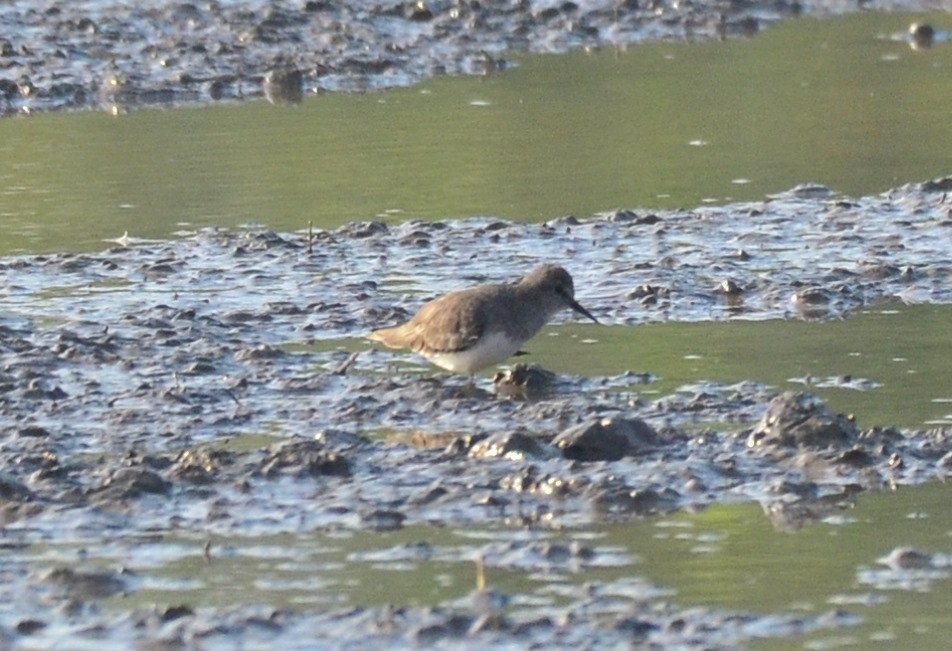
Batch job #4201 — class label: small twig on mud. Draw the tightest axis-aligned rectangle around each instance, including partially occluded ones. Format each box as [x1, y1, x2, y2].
[332, 351, 359, 376]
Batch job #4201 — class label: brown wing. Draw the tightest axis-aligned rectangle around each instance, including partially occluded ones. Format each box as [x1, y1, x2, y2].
[369, 285, 510, 353]
[402, 288, 490, 354]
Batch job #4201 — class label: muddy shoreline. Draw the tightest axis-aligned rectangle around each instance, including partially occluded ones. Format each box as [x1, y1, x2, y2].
[0, 0, 945, 115]
[2, 175, 951, 647]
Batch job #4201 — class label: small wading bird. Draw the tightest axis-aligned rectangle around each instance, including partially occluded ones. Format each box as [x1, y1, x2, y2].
[367, 264, 598, 380]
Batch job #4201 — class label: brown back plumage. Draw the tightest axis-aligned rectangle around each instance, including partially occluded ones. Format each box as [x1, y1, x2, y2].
[368, 283, 506, 354]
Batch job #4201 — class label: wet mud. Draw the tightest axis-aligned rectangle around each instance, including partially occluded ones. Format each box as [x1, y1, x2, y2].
[0, 0, 945, 115]
[1, 176, 951, 647]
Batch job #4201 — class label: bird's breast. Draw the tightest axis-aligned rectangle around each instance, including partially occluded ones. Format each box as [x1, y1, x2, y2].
[422, 330, 523, 375]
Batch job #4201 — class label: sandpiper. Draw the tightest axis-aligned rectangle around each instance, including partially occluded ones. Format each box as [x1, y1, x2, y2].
[368, 264, 598, 378]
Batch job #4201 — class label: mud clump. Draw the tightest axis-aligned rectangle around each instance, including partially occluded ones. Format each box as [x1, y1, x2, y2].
[747, 391, 858, 448]
[493, 363, 557, 400]
[258, 439, 352, 479]
[95, 466, 171, 501]
[40, 567, 129, 601]
[554, 417, 659, 461]
[0, 471, 32, 501]
[469, 431, 555, 460]
[168, 448, 238, 484]
[591, 486, 681, 518]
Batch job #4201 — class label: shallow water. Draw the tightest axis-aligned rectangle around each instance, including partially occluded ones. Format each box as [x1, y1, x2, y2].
[750, 480, 952, 650]
[2, 11, 951, 254]
[539, 305, 952, 429]
[18, 480, 949, 649]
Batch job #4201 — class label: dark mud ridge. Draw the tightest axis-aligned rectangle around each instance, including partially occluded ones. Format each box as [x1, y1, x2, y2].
[0, 0, 943, 114]
[0, 177, 950, 647]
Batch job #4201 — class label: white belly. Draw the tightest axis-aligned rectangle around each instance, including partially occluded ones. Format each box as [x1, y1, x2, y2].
[422, 331, 523, 375]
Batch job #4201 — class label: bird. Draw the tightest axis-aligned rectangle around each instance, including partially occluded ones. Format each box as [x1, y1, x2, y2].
[367, 264, 598, 379]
